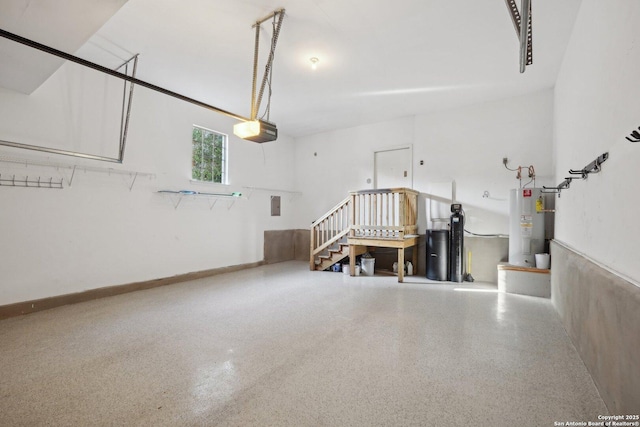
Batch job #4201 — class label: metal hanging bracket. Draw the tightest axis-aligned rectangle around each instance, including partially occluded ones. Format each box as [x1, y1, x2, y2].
[0, 31, 141, 163]
[504, 0, 533, 73]
[0, 28, 253, 161]
[568, 169, 588, 180]
[625, 126, 640, 142]
[249, 9, 285, 121]
[542, 152, 609, 197]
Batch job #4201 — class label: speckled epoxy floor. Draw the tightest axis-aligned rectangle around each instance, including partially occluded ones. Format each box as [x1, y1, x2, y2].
[0, 261, 607, 426]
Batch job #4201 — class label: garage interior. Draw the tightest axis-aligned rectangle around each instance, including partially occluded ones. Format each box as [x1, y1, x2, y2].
[1, 0, 639, 424]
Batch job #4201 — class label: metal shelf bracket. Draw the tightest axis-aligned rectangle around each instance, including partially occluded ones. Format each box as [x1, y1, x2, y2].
[157, 190, 244, 211]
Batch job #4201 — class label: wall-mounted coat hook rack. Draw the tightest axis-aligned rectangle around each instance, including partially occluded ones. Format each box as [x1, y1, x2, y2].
[0, 173, 63, 189]
[542, 152, 609, 197]
[584, 152, 608, 174]
[568, 169, 587, 179]
[625, 126, 640, 143]
[567, 153, 608, 178]
[542, 178, 572, 195]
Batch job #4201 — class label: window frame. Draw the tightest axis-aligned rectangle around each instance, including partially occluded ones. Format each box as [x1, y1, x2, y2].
[191, 125, 228, 185]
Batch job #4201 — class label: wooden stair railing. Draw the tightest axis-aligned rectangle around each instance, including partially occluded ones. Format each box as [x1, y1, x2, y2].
[310, 196, 351, 271]
[347, 188, 420, 282]
[310, 188, 420, 276]
[350, 188, 419, 240]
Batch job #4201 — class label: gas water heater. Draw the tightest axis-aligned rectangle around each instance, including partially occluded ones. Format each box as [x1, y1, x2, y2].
[508, 188, 545, 267]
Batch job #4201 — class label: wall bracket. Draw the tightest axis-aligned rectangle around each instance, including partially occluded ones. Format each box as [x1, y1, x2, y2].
[543, 152, 609, 197]
[625, 126, 640, 142]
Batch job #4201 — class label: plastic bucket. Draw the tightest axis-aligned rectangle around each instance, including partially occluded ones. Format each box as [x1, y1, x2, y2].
[535, 253, 550, 269]
[361, 258, 375, 276]
[343, 265, 361, 276]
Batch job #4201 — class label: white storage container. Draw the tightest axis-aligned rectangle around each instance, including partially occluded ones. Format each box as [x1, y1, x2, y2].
[361, 258, 375, 276]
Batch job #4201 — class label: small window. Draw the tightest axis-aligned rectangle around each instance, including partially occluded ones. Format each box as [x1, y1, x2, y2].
[192, 125, 227, 184]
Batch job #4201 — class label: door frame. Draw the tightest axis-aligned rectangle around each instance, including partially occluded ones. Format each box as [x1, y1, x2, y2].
[373, 144, 413, 189]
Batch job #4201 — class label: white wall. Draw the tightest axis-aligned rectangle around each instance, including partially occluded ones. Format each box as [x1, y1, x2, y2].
[554, 0, 640, 283]
[0, 63, 297, 305]
[293, 116, 415, 227]
[413, 90, 555, 234]
[294, 89, 555, 236]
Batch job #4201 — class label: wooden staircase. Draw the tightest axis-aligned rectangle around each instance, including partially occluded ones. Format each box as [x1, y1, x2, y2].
[310, 196, 352, 271]
[316, 242, 347, 271]
[310, 188, 419, 281]
[315, 242, 369, 271]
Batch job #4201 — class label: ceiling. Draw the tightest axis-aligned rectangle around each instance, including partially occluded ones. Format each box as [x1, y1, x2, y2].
[1, 0, 583, 137]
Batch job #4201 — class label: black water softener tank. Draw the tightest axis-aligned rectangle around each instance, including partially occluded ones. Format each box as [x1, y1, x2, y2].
[449, 204, 464, 283]
[426, 230, 449, 281]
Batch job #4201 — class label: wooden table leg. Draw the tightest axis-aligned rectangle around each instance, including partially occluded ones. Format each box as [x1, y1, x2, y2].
[398, 247, 404, 282]
[350, 245, 356, 276]
[412, 245, 418, 276]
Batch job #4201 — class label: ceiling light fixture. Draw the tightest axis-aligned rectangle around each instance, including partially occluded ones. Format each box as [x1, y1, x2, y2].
[310, 57, 319, 70]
